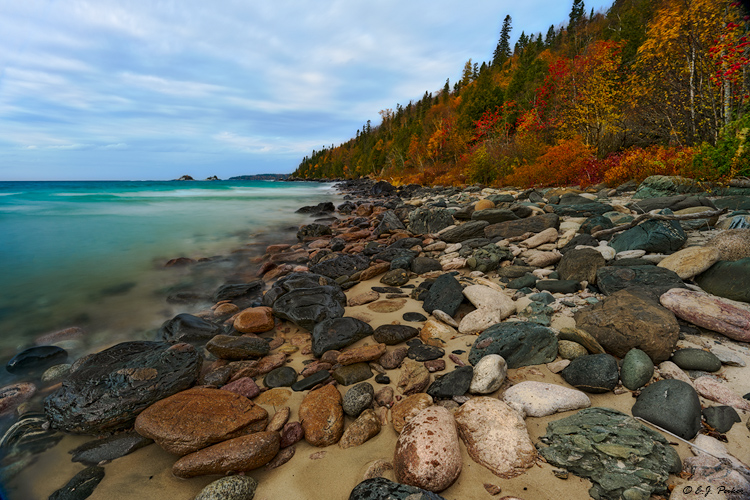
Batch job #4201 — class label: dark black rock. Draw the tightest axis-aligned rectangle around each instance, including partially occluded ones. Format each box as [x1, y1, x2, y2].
[158, 313, 221, 345]
[426, 366, 473, 399]
[49, 466, 105, 500]
[468, 322, 558, 369]
[381, 268, 410, 286]
[440, 220, 490, 243]
[297, 223, 332, 241]
[551, 202, 611, 217]
[485, 213, 559, 239]
[342, 382, 375, 417]
[349, 477, 446, 500]
[470, 208, 519, 224]
[312, 317, 374, 358]
[695, 258, 750, 303]
[407, 343, 445, 362]
[371, 181, 395, 196]
[330, 238, 346, 252]
[632, 379, 703, 440]
[559, 234, 600, 254]
[70, 431, 153, 466]
[507, 273, 538, 289]
[271, 285, 346, 331]
[212, 281, 263, 302]
[496, 265, 537, 279]
[310, 254, 370, 280]
[261, 272, 340, 307]
[628, 195, 715, 214]
[580, 215, 615, 235]
[6, 345, 67, 375]
[609, 214, 687, 254]
[372, 286, 403, 294]
[332, 363, 373, 386]
[44, 341, 201, 434]
[422, 273, 464, 316]
[403, 312, 427, 322]
[374, 374, 390, 384]
[561, 354, 620, 393]
[702, 406, 741, 433]
[670, 348, 722, 372]
[535, 280, 581, 294]
[466, 244, 513, 273]
[488, 194, 515, 204]
[373, 325, 419, 345]
[596, 265, 685, 298]
[410, 257, 442, 275]
[374, 210, 406, 237]
[264, 366, 298, 388]
[291, 370, 331, 392]
[296, 201, 335, 214]
[407, 207, 455, 235]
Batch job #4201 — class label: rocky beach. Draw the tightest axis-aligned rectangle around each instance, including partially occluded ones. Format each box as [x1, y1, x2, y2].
[2, 175, 750, 500]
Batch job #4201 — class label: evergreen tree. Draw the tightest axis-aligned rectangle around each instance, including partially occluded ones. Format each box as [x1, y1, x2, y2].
[568, 0, 585, 33]
[492, 15, 512, 67]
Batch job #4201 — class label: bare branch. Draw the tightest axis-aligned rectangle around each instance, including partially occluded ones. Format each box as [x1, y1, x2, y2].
[591, 207, 728, 239]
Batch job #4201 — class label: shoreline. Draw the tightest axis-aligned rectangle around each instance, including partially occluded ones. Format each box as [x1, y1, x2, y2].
[3, 177, 750, 500]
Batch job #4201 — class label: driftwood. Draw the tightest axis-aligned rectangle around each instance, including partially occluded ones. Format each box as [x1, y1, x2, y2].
[729, 177, 750, 188]
[591, 207, 728, 239]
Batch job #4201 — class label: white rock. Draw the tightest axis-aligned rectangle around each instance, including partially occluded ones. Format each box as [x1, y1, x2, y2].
[710, 345, 746, 367]
[458, 308, 501, 335]
[640, 253, 666, 263]
[519, 227, 559, 249]
[556, 228, 577, 248]
[432, 309, 459, 328]
[657, 361, 695, 388]
[592, 245, 616, 261]
[514, 297, 533, 314]
[523, 250, 562, 267]
[462, 285, 515, 319]
[445, 243, 462, 254]
[502, 381, 591, 418]
[559, 220, 582, 233]
[532, 268, 555, 279]
[616, 249, 646, 260]
[469, 354, 507, 394]
[454, 397, 536, 479]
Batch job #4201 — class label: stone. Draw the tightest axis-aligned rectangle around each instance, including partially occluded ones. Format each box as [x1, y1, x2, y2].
[264, 366, 298, 388]
[391, 393, 433, 434]
[397, 360, 431, 396]
[702, 406, 741, 434]
[462, 285, 515, 318]
[557, 340, 588, 360]
[406, 343, 444, 362]
[423, 359, 445, 373]
[620, 348, 654, 390]
[348, 477, 446, 500]
[466, 244, 512, 273]
[44, 341, 201, 434]
[471, 208, 519, 224]
[468, 322, 558, 369]
[267, 407, 291, 432]
[694, 376, 750, 411]
[212, 281, 264, 303]
[394, 406, 462, 492]
[419, 319, 457, 347]
[431, 309, 458, 327]
[134, 387, 268, 455]
[536, 279, 581, 294]
[158, 313, 220, 345]
[561, 354, 620, 393]
[551, 202, 612, 217]
[233, 307, 275, 334]
[695, 258, 750, 303]
[0, 382, 36, 416]
[632, 379, 703, 439]
[609, 216, 687, 254]
[507, 273, 538, 289]
[485, 213, 560, 239]
[469, 354, 507, 394]
[310, 253, 370, 279]
[657, 246, 721, 280]
[705, 229, 750, 261]
[373, 325, 419, 345]
[311, 317, 374, 358]
[580, 215, 614, 234]
[379, 347, 408, 370]
[557, 328, 606, 354]
[333, 363, 373, 386]
[457, 308, 502, 335]
[408, 207, 455, 235]
[659, 288, 750, 342]
[374, 210, 406, 237]
[279, 421, 304, 448]
[299, 384, 344, 447]
[454, 397, 536, 478]
[574, 289, 679, 362]
[271, 285, 346, 331]
[557, 248, 606, 284]
[422, 274, 464, 317]
[596, 265, 685, 298]
[49, 466, 105, 500]
[440, 220, 489, 243]
[342, 382, 375, 418]
[657, 361, 694, 387]
[632, 175, 704, 199]
[502, 381, 591, 418]
[380, 268, 410, 286]
[172, 431, 280, 478]
[338, 344, 386, 366]
[194, 476, 258, 500]
[403, 312, 427, 322]
[339, 409, 382, 449]
[426, 366, 473, 399]
[291, 369, 331, 392]
[670, 348, 722, 372]
[206, 335, 270, 360]
[411, 257, 443, 275]
[359, 262, 391, 282]
[70, 431, 153, 466]
[538, 407, 682, 500]
[6, 346, 67, 375]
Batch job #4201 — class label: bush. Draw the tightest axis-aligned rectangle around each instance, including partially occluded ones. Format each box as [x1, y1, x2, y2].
[502, 136, 596, 187]
[602, 145, 696, 186]
[691, 114, 750, 180]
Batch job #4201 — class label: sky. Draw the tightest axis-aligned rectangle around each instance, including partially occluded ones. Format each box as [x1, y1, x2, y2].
[0, 1, 614, 181]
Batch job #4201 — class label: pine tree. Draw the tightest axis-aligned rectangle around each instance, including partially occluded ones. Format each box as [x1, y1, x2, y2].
[492, 15, 512, 67]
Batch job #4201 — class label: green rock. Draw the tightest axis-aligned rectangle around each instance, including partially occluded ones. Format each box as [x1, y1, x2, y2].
[620, 348, 654, 390]
[670, 348, 722, 372]
[631, 379, 702, 440]
[695, 258, 750, 303]
[468, 322, 558, 368]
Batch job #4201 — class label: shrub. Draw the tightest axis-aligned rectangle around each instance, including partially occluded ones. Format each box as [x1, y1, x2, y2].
[690, 114, 750, 180]
[602, 145, 696, 186]
[503, 136, 596, 187]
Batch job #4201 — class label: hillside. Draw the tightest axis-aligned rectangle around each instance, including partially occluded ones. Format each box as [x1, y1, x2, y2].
[294, 0, 750, 188]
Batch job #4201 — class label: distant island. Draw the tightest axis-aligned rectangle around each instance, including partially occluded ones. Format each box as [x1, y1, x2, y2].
[228, 174, 289, 181]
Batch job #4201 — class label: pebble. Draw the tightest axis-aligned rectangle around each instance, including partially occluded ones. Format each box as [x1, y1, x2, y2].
[620, 348, 654, 390]
[264, 366, 298, 388]
[172, 431, 280, 478]
[694, 376, 750, 411]
[670, 348, 722, 372]
[194, 476, 258, 500]
[468, 354, 507, 394]
[339, 409, 381, 449]
[342, 382, 375, 417]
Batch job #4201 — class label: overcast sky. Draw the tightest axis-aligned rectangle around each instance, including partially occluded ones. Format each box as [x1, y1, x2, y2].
[0, 1, 613, 181]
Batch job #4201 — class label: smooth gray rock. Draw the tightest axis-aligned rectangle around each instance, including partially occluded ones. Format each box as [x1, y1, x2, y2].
[631, 379, 702, 440]
[70, 432, 153, 466]
[620, 348, 654, 390]
[670, 348, 722, 372]
[561, 354, 619, 393]
[195, 476, 258, 500]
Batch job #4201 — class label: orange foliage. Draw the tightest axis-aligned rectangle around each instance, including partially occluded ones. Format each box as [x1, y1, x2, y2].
[502, 136, 596, 187]
[601, 145, 697, 186]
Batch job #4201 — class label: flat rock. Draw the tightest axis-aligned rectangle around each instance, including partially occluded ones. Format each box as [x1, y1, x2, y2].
[272, 285, 346, 331]
[172, 431, 279, 478]
[440, 220, 489, 243]
[158, 313, 220, 345]
[422, 274, 464, 317]
[574, 289, 679, 362]
[406, 343, 444, 362]
[391, 393, 434, 433]
[502, 381, 590, 418]
[134, 387, 268, 455]
[702, 406, 741, 434]
[394, 406, 462, 492]
[312, 317, 374, 358]
[670, 348, 722, 372]
[426, 366, 473, 399]
[462, 285, 515, 318]
[557, 248, 606, 284]
[657, 246, 721, 280]
[6, 346, 67, 375]
[454, 397, 536, 478]
[44, 341, 201, 434]
[632, 379, 702, 439]
[373, 325, 419, 345]
[609, 216, 687, 254]
[659, 288, 750, 342]
[694, 376, 750, 411]
[310, 253, 370, 280]
[205, 335, 269, 360]
[485, 213, 560, 239]
[233, 307, 275, 334]
[561, 354, 620, 393]
[49, 466, 105, 500]
[299, 384, 344, 447]
[468, 322, 558, 369]
[70, 431, 153, 466]
[397, 360, 431, 396]
[420, 319, 457, 347]
[596, 265, 685, 298]
[333, 363, 373, 386]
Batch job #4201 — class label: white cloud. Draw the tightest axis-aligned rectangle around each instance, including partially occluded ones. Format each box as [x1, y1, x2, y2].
[119, 72, 230, 98]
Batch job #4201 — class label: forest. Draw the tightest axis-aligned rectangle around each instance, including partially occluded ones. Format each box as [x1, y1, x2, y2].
[293, 0, 750, 188]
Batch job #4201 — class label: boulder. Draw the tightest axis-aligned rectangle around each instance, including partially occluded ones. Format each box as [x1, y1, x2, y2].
[485, 213, 559, 239]
[631, 379, 702, 439]
[468, 322, 558, 369]
[310, 253, 370, 280]
[271, 285, 346, 331]
[299, 384, 345, 447]
[620, 348, 654, 390]
[695, 258, 750, 303]
[609, 216, 687, 254]
[408, 207, 455, 235]
[656, 246, 721, 280]
[158, 314, 220, 345]
[557, 248, 606, 284]
[172, 432, 280, 478]
[440, 220, 489, 243]
[659, 288, 750, 342]
[561, 354, 620, 393]
[311, 317, 374, 357]
[205, 335, 270, 360]
[705, 229, 750, 261]
[422, 274, 464, 317]
[596, 265, 685, 298]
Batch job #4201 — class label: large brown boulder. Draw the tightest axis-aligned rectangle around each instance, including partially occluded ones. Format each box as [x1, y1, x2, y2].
[573, 289, 679, 363]
[298, 384, 344, 447]
[135, 387, 268, 455]
[172, 431, 280, 478]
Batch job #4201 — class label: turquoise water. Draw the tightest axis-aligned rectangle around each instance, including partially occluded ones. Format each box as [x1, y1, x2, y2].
[0, 180, 338, 356]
